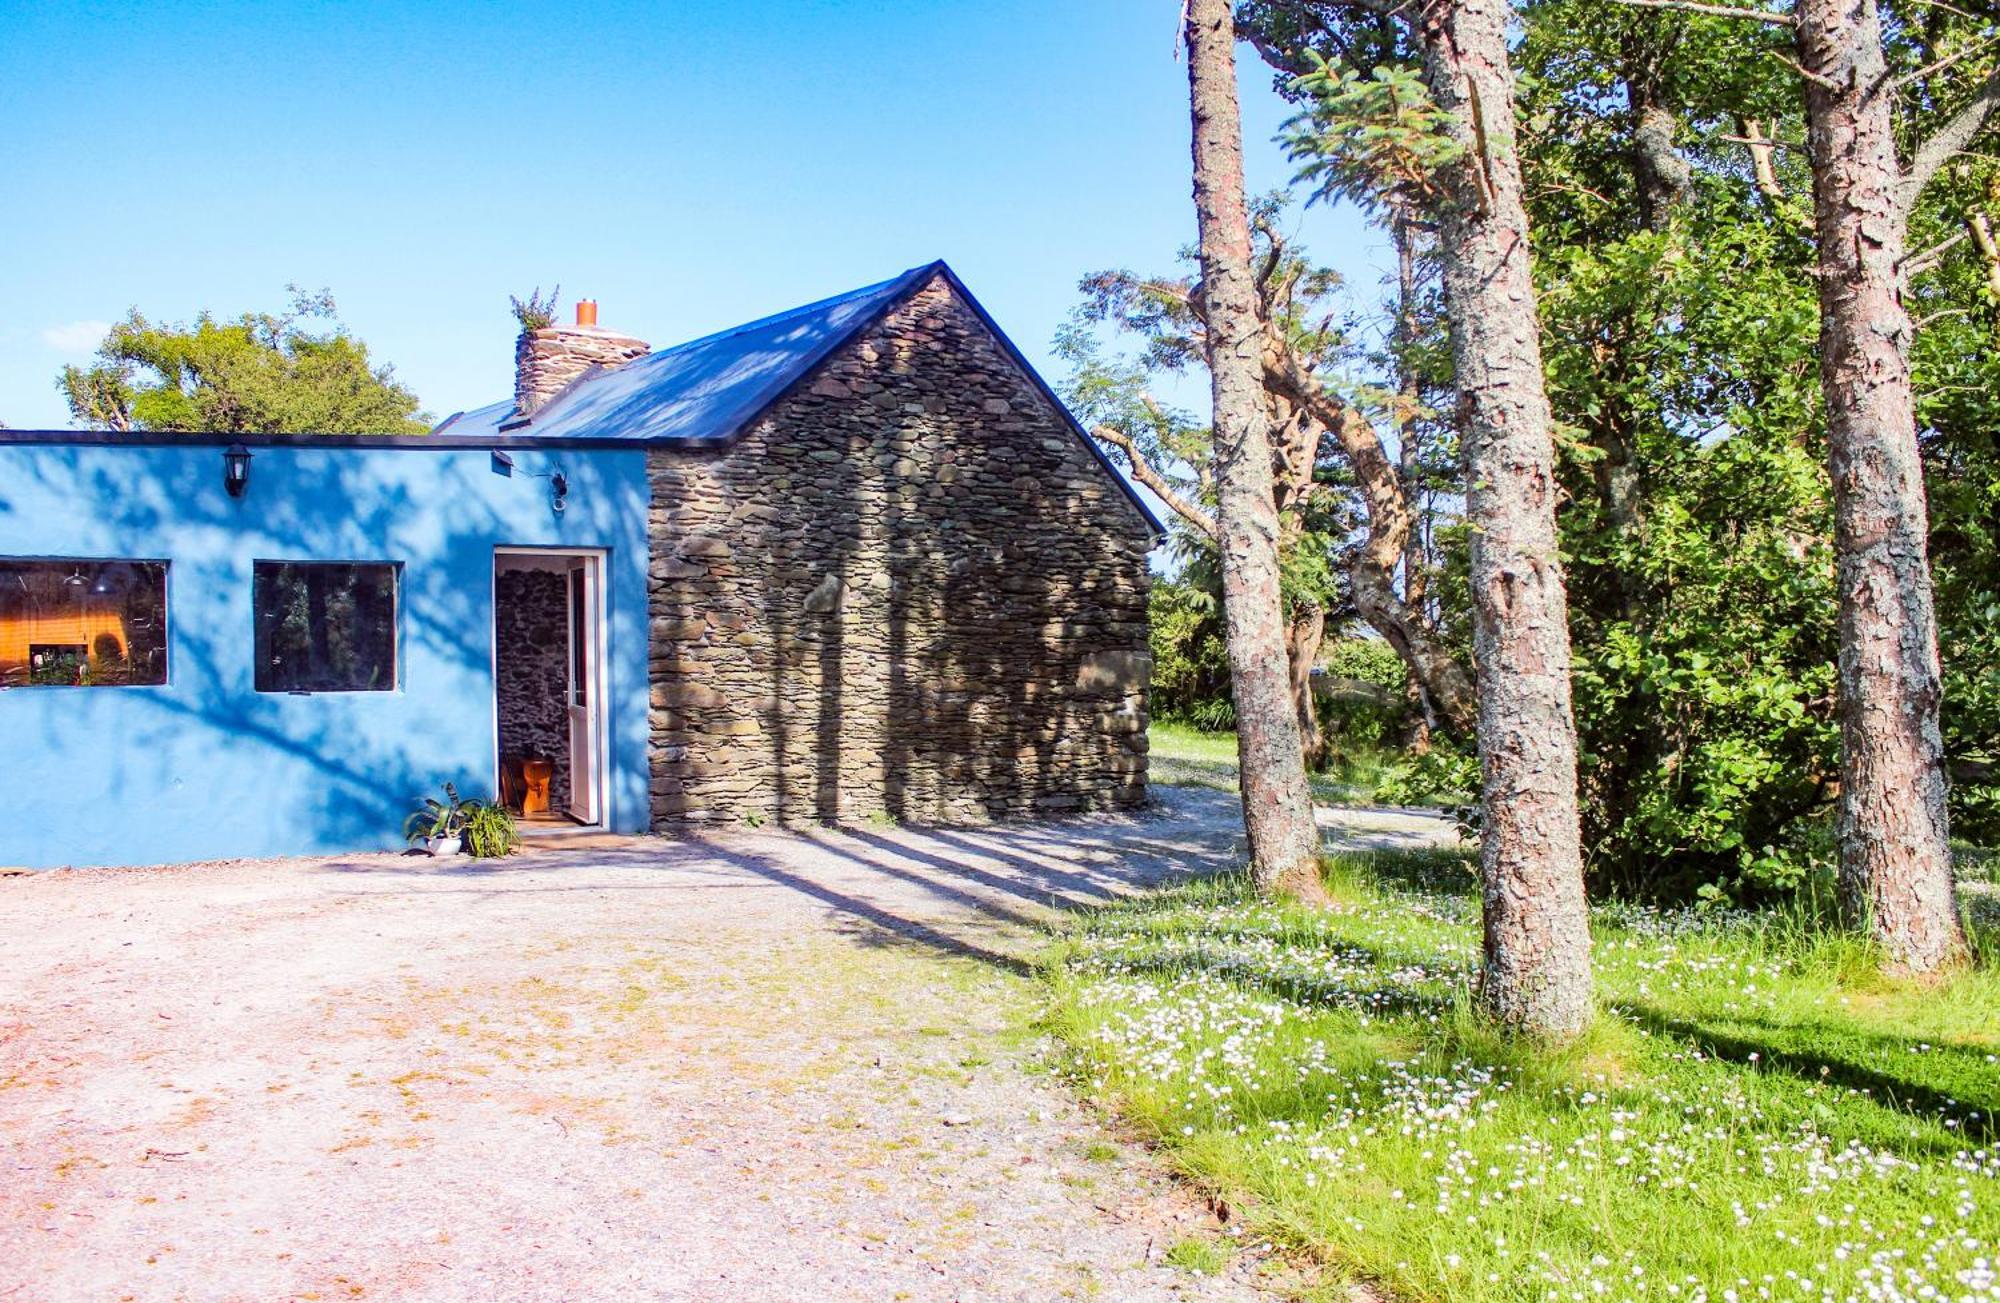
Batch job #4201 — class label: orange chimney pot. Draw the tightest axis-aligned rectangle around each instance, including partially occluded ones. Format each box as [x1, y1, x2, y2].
[576, 299, 599, 328]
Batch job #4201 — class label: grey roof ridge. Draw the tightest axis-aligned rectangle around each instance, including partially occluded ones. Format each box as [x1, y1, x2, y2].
[496, 262, 942, 435]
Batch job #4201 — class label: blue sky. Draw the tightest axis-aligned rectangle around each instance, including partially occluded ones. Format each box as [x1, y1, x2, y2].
[0, 0, 1387, 431]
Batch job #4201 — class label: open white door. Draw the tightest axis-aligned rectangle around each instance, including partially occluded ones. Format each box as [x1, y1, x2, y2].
[564, 556, 599, 824]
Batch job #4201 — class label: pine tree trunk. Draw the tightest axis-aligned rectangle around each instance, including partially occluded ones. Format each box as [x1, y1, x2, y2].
[1184, 0, 1326, 901]
[1796, 0, 1966, 973]
[1394, 210, 1437, 756]
[1287, 603, 1329, 770]
[1417, 0, 1594, 1036]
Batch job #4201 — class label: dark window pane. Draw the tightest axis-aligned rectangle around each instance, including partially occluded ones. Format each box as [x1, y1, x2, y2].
[0, 560, 169, 688]
[253, 562, 398, 693]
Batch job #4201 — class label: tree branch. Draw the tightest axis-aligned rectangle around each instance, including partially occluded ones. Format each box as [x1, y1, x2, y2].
[1902, 226, 1970, 278]
[1088, 422, 1217, 540]
[1968, 211, 2000, 299]
[1606, 0, 1793, 25]
[1903, 68, 2000, 210]
[1896, 34, 2000, 90]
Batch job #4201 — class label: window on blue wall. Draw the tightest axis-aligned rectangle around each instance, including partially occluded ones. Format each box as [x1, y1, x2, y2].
[0, 559, 169, 687]
[253, 562, 399, 693]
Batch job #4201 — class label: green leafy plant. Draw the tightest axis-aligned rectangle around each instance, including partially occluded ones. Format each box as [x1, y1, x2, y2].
[509, 285, 561, 332]
[405, 782, 471, 846]
[460, 801, 521, 859]
[405, 783, 519, 857]
[1283, 57, 1466, 217]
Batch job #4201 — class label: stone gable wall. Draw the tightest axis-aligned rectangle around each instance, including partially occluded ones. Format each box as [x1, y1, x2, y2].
[645, 275, 1152, 826]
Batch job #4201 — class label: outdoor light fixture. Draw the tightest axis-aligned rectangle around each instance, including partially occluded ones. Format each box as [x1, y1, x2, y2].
[223, 443, 253, 499]
[550, 471, 569, 515]
[490, 449, 515, 477]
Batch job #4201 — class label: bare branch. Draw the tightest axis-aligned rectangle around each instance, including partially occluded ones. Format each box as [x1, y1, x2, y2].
[1769, 51, 1847, 92]
[1916, 305, 1976, 329]
[1607, 0, 1793, 25]
[1738, 117, 1807, 222]
[1903, 68, 2000, 209]
[1902, 226, 1970, 277]
[1896, 34, 2000, 89]
[1720, 132, 1804, 152]
[1088, 422, 1217, 540]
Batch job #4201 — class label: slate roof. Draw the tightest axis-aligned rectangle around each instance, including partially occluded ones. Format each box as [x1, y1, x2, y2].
[432, 263, 936, 446]
[429, 259, 1164, 534]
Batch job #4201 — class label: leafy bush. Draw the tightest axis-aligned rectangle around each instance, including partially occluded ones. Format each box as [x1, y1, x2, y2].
[1179, 697, 1237, 734]
[1149, 577, 1235, 731]
[461, 802, 521, 858]
[1321, 637, 1405, 689]
[1375, 739, 1479, 806]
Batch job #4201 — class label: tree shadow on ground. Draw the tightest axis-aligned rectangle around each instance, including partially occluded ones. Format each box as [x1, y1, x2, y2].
[1081, 937, 1455, 1020]
[842, 827, 1125, 909]
[1623, 1003, 1999, 1143]
[683, 837, 1038, 977]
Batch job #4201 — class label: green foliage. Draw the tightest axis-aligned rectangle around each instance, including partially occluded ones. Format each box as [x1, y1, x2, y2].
[1320, 636, 1404, 689]
[59, 287, 428, 434]
[509, 285, 561, 332]
[405, 782, 473, 845]
[1913, 269, 2000, 847]
[460, 802, 521, 859]
[404, 782, 517, 857]
[1374, 738, 1480, 807]
[1282, 56, 1465, 216]
[1146, 576, 1234, 730]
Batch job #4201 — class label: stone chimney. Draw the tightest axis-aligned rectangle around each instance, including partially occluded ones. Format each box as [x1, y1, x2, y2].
[512, 299, 650, 418]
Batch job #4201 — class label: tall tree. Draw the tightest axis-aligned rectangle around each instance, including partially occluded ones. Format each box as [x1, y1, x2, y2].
[1607, 0, 1980, 969]
[1183, 0, 1327, 901]
[59, 287, 428, 435]
[1060, 215, 1477, 752]
[1794, 0, 1977, 972]
[1279, 0, 1596, 1036]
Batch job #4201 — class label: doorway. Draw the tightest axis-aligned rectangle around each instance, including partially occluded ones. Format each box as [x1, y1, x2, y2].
[493, 549, 606, 828]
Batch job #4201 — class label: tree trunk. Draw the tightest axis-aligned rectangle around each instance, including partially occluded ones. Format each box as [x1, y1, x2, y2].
[1286, 603, 1328, 770]
[1796, 0, 1966, 973]
[1394, 210, 1436, 755]
[1417, 0, 1594, 1037]
[1319, 396, 1480, 735]
[1185, 0, 1326, 902]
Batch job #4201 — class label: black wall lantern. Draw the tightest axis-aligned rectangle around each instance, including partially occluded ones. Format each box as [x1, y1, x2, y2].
[222, 443, 253, 499]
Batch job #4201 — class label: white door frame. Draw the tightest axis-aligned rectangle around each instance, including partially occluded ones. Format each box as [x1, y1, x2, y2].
[491, 546, 610, 830]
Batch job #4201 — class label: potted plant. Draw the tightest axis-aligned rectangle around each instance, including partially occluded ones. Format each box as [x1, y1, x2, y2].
[405, 783, 474, 856]
[460, 800, 521, 859]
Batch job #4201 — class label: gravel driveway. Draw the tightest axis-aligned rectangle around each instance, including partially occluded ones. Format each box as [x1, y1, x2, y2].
[1, 786, 1464, 1302]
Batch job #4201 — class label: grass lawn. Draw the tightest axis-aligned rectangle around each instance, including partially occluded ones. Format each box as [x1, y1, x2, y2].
[1045, 849, 2000, 1303]
[1149, 720, 1469, 809]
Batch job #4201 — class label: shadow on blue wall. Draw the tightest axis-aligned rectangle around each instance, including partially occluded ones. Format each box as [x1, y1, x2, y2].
[0, 442, 650, 867]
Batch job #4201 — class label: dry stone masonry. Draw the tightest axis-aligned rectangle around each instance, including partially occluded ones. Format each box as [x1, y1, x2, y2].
[514, 323, 651, 417]
[645, 275, 1154, 826]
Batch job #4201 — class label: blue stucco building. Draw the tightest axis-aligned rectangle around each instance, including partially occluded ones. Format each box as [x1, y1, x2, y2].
[0, 263, 1161, 869]
[0, 437, 654, 867]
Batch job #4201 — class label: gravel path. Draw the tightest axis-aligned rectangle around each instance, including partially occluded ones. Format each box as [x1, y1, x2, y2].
[0, 786, 1454, 1303]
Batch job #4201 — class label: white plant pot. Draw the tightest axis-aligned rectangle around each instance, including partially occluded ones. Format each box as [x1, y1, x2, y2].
[425, 835, 463, 857]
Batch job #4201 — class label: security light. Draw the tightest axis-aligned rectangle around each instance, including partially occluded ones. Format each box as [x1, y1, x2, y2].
[223, 444, 253, 499]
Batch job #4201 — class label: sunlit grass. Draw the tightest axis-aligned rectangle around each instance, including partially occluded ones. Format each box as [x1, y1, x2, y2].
[1046, 849, 2000, 1303]
[1149, 721, 1457, 807]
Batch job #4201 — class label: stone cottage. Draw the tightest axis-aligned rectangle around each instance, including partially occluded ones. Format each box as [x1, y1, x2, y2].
[0, 262, 1160, 867]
